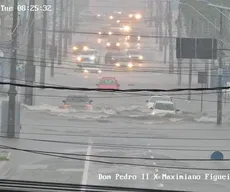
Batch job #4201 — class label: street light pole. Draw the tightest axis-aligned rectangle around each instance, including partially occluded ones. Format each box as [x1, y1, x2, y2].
[50, 0, 57, 77]
[217, 9, 224, 125]
[40, 0, 47, 87]
[7, 0, 18, 138]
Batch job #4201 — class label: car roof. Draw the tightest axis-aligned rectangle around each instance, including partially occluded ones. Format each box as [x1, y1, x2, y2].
[155, 101, 174, 104]
[83, 49, 96, 51]
[107, 51, 125, 56]
[101, 77, 116, 79]
[126, 49, 140, 52]
[67, 94, 89, 98]
[151, 95, 171, 98]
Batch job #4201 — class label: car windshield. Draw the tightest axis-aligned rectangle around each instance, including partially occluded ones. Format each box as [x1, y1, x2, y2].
[66, 96, 89, 103]
[154, 102, 175, 111]
[111, 52, 124, 57]
[128, 50, 140, 54]
[99, 78, 117, 85]
[80, 51, 95, 55]
[118, 57, 129, 62]
[149, 96, 171, 102]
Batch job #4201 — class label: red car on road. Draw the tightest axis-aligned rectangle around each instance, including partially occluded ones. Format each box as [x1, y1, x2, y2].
[97, 77, 120, 89]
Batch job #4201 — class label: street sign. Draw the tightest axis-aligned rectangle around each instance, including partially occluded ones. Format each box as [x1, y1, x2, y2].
[198, 71, 207, 84]
[176, 38, 217, 59]
[16, 63, 25, 72]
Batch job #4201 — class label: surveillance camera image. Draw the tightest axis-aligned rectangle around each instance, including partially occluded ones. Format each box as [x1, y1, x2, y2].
[0, 0, 230, 192]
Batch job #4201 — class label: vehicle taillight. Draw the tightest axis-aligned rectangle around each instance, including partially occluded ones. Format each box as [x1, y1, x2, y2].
[86, 104, 91, 110]
[63, 104, 69, 108]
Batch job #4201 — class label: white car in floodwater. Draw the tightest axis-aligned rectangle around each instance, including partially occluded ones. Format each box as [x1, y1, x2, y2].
[146, 95, 172, 109]
[151, 101, 179, 115]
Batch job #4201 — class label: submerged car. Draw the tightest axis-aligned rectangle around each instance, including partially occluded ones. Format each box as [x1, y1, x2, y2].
[151, 101, 179, 115]
[146, 95, 172, 109]
[59, 95, 93, 110]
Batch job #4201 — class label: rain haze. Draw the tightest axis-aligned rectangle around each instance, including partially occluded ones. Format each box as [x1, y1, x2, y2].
[0, 0, 230, 191]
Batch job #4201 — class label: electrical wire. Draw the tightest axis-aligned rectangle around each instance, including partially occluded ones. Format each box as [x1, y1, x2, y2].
[2, 132, 230, 140]
[19, 123, 230, 131]
[0, 145, 227, 171]
[0, 179, 190, 192]
[0, 144, 226, 162]
[2, 137, 229, 152]
[1, 81, 230, 92]
[0, 48, 222, 70]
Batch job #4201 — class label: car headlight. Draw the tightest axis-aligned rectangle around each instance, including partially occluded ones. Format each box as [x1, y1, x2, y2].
[116, 43, 120, 46]
[83, 46, 88, 51]
[135, 13, 142, 20]
[98, 70, 102, 73]
[73, 46, 78, 50]
[77, 57, 81, 61]
[128, 63, 133, 68]
[108, 32, 112, 35]
[115, 63, 120, 67]
[98, 32, 102, 35]
[84, 69, 88, 73]
[90, 56, 95, 60]
[129, 55, 132, 58]
[123, 26, 130, 32]
[106, 42, 111, 46]
[139, 56, 143, 60]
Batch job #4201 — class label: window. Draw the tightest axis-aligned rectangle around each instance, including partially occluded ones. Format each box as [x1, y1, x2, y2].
[81, 51, 96, 55]
[128, 50, 139, 54]
[150, 96, 171, 102]
[66, 96, 89, 103]
[155, 103, 175, 111]
[99, 79, 117, 85]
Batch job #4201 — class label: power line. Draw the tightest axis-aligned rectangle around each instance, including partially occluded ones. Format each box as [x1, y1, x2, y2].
[0, 144, 226, 162]
[4, 137, 230, 152]
[0, 179, 190, 192]
[1, 81, 230, 92]
[19, 123, 230, 131]
[0, 145, 228, 171]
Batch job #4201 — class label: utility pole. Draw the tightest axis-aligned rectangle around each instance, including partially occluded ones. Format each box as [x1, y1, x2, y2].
[168, 0, 174, 74]
[25, 0, 35, 106]
[7, 0, 18, 138]
[217, 9, 224, 125]
[58, 0, 63, 65]
[159, 0, 163, 51]
[40, 0, 47, 87]
[63, 0, 69, 58]
[177, 4, 182, 85]
[155, 0, 159, 44]
[69, 0, 73, 46]
[163, 1, 168, 64]
[188, 19, 194, 101]
[50, 0, 57, 77]
[149, 0, 153, 27]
